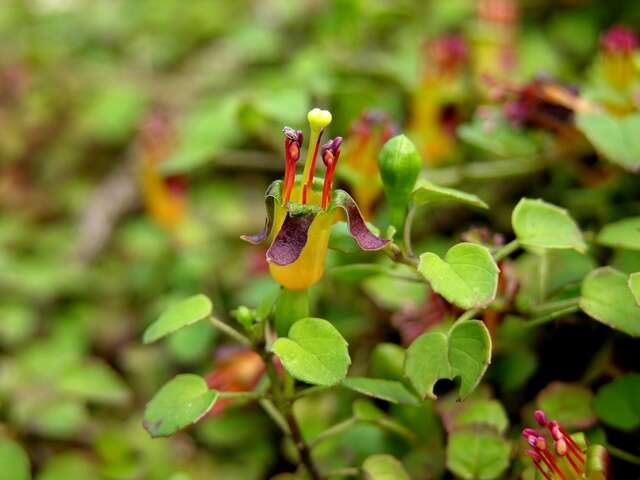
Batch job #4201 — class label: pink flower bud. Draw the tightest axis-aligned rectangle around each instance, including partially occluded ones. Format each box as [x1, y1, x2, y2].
[534, 410, 548, 426]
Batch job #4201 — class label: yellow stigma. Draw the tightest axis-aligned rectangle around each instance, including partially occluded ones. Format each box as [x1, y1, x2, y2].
[307, 108, 332, 131]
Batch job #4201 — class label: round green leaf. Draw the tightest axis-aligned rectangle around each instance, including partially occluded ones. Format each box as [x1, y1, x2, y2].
[362, 454, 410, 480]
[37, 453, 96, 480]
[143, 295, 212, 344]
[630, 273, 640, 307]
[0, 437, 30, 480]
[594, 373, 640, 431]
[412, 180, 489, 209]
[536, 382, 596, 430]
[341, 377, 419, 405]
[597, 217, 640, 251]
[143, 374, 218, 438]
[451, 399, 509, 434]
[405, 320, 492, 400]
[580, 267, 640, 336]
[418, 243, 499, 309]
[512, 198, 586, 252]
[446, 429, 510, 480]
[271, 318, 350, 386]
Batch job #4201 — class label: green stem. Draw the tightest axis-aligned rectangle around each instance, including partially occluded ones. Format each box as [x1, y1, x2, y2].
[539, 250, 548, 302]
[291, 385, 333, 401]
[208, 316, 252, 346]
[493, 239, 520, 261]
[403, 203, 416, 258]
[530, 298, 580, 315]
[218, 391, 265, 401]
[310, 417, 356, 449]
[526, 305, 580, 328]
[259, 399, 290, 435]
[606, 443, 640, 465]
[457, 309, 480, 323]
[370, 417, 418, 444]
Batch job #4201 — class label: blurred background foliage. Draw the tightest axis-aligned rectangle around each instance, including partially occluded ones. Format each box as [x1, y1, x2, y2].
[1, 0, 640, 478]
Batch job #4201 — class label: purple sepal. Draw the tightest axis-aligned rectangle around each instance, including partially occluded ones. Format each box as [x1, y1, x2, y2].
[332, 190, 389, 251]
[266, 212, 316, 266]
[240, 180, 282, 244]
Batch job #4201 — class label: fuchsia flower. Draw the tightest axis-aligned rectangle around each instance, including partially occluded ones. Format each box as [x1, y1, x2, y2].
[522, 409, 588, 480]
[242, 108, 388, 291]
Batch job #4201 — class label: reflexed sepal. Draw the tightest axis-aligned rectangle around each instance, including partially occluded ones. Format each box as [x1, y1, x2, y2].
[331, 189, 389, 251]
[241, 180, 282, 244]
[267, 212, 317, 266]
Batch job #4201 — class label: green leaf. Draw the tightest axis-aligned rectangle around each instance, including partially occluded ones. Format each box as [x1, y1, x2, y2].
[576, 112, 640, 171]
[405, 320, 492, 400]
[341, 377, 419, 405]
[412, 180, 489, 209]
[630, 273, 640, 307]
[451, 399, 509, 434]
[59, 360, 130, 406]
[37, 453, 96, 480]
[512, 198, 586, 252]
[143, 374, 218, 437]
[369, 343, 406, 382]
[580, 267, 640, 336]
[362, 454, 410, 480]
[0, 437, 30, 480]
[536, 382, 596, 430]
[597, 217, 640, 251]
[446, 428, 510, 480]
[272, 318, 350, 386]
[418, 243, 499, 309]
[594, 373, 640, 431]
[143, 294, 212, 344]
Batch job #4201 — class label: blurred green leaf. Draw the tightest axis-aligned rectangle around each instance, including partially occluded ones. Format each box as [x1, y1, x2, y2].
[596, 217, 640, 251]
[594, 373, 640, 431]
[0, 437, 30, 480]
[362, 454, 410, 480]
[167, 320, 217, 364]
[446, 428, 510, 480]
[59, 360, 130, 406]
[143, 294, 212, 344]
[37, 453, 97, 480]
[576, 112, 640, 172]
[536, 382, 596, 430]
[272, 318, 350, 386]
[369, 343, 405, 381]
[418, 243, 499, 309]
[580, 267, 640, 336]
[450, 399, 509, 434]
[630, 273, 640, 307]
[143, 374, 218, 437]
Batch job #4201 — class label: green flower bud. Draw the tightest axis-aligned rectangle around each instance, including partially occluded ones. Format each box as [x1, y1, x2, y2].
[378, 135, 421, 205]
[233, 305, 254, 330]
[378, 135, 421, 232]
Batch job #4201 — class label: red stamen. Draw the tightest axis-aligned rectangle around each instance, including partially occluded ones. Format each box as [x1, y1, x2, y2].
[533, 461, 553, 480]
[302, 129, 324, 204]
[565, 450, 583, 476]
[282, 128, 303, 205]
[321, 137, 342, 209]
[541, 450, 566, 480]
[558, 426, 585, 462]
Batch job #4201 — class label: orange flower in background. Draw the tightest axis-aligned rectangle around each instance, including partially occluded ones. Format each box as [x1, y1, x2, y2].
[470, 0, 519, 89]
[205, 347, 265, 416]
[341, 111, 396, 219]
[138, 111, 188, 231]
[408, 35, 468, 165]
